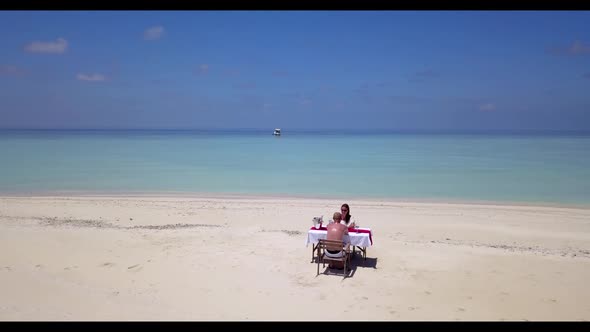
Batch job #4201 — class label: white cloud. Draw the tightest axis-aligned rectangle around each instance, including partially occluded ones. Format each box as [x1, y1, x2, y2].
[479, 103, 496, 112]
[233, 81, 256, 89]
[0, 65, 25, 76]
[144, 26, 164, 40]
[76, 73, 106, 82]
[548, 40, 590, 56]
[299, 98, 312, 106]
[568, 40, 590, 55]
[196, 64, 209, 75]
[24, 37, 68, 54]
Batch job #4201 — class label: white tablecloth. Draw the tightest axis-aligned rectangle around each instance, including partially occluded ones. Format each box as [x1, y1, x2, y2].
[306, 228, 373, 248]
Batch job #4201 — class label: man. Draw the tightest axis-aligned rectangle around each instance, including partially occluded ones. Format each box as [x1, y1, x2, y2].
[325, 211, 349, 269]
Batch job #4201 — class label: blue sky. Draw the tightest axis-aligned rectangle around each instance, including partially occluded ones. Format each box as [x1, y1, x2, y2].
[0, 11, 589, 131]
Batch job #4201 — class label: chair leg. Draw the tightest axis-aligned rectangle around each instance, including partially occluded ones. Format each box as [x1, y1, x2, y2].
[317, 256, 319, 276]
[317, 253, 322, 276]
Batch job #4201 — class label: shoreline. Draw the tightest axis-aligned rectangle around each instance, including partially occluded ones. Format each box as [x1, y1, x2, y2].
[1, 190, 589, 211]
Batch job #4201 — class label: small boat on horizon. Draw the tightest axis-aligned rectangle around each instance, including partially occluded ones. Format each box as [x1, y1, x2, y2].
[273, 128, 281, 136]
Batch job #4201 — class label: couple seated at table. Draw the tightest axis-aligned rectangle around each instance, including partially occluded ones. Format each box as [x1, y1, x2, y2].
[329, 203, 356, 228]
[325, 211, 350, 269]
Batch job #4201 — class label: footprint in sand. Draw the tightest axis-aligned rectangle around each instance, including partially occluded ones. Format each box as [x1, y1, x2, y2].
[457, 307, 466, 312]
[424, 291, 431, 295]
[100, 262, 115, 267]
[35, 264, 43, 269]
[127, 264, 143, 272]
[4, 266, 11, 271]
[293, 276, 317, 288]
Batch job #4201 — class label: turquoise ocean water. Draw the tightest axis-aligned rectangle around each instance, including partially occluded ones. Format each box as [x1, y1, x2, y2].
[1, 129, 589, 206]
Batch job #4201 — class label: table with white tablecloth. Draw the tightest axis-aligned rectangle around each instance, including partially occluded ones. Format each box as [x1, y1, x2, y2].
[306, 227, 373, 261]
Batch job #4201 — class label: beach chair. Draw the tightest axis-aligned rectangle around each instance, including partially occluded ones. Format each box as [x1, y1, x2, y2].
[316, 239, 351, 278]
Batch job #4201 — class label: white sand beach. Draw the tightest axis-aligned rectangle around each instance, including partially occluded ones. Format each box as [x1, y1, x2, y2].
[1, 195, 589, 321]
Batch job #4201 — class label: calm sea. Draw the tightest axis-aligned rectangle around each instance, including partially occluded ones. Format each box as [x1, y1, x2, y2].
[1, 129, 589, 206]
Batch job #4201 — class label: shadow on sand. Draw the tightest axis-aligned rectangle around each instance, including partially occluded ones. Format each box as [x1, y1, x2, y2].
[317, 255, 378, 279]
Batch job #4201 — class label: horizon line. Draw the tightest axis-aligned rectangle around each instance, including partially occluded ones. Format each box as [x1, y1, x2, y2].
[1, 127, 590, 134]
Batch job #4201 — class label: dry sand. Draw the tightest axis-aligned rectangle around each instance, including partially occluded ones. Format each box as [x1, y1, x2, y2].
[1, 195, 589, 321]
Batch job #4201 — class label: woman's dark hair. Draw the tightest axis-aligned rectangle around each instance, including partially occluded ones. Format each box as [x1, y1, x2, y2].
[341, 203, 351, 223]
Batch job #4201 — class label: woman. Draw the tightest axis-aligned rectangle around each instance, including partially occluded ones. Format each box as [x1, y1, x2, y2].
[340, 203, 356, 228]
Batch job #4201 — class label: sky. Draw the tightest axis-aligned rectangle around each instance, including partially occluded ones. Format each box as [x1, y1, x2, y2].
[0, 10, 589, 131]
